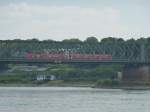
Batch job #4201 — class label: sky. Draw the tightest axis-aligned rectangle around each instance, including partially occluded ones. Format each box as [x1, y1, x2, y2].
[0, 0, 150, 41]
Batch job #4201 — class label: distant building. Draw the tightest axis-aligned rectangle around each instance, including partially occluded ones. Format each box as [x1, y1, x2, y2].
[36, 74, 56, 81]
[47, 75, 56, 80]
[36, 75, 46, 81]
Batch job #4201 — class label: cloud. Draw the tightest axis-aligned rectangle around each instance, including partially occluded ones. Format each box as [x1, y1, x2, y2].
[0, 2, 142, 40]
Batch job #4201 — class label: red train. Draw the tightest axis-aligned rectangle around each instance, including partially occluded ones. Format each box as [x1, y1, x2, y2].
[25, 53, 112, 61]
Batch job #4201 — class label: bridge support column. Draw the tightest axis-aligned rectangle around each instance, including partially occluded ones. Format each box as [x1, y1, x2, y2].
[0, 63, 8, 72]
[122, 64, 149, 85]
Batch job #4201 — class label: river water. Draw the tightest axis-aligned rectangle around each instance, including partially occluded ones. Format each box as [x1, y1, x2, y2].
[0, 87, 150, 112]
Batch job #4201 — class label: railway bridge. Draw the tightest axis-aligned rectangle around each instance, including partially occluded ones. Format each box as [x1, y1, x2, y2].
[0, 43, 150, 83]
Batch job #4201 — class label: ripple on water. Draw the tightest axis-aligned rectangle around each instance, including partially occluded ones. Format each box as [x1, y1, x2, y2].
[0, 87, 150, 112]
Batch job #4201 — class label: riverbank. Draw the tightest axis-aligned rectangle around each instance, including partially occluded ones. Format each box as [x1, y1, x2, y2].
[1, 82, 150, 90]
[94, 86, 150, 90]
[0, 80, 95, 87]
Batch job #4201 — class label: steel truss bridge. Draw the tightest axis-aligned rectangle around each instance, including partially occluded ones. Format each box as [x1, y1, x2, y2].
[0, 43, 150, 83]
[0, 44, 149, 64]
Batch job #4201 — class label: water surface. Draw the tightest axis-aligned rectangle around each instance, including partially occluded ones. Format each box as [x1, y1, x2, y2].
[0, 87, 150, 112]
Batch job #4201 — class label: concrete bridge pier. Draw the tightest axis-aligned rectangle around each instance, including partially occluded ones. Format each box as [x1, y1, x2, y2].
[122, 64, 149, 85]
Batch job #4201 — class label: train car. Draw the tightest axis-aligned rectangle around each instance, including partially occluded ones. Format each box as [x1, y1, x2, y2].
[25, 53, 34, 59]
[24, 53, 112, 61]
[70, 54, 112, 61]
[25, 53, 67, 60]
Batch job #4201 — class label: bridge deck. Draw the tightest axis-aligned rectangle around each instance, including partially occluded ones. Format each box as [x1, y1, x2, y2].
[0, 59, 149, 64]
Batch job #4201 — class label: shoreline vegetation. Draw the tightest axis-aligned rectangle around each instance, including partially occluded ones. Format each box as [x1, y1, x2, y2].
[0, 63, 149, 90]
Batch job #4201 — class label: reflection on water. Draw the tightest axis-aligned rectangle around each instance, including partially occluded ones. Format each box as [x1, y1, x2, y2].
[0, 87, 150, 112]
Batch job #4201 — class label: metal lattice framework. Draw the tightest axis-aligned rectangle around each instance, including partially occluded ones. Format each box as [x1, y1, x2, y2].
[0, 41, 149, 62]
[56, 43, 146, 62]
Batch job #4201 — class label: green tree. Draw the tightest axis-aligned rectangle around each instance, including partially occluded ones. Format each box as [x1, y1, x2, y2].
[85, 37, 99, 43]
